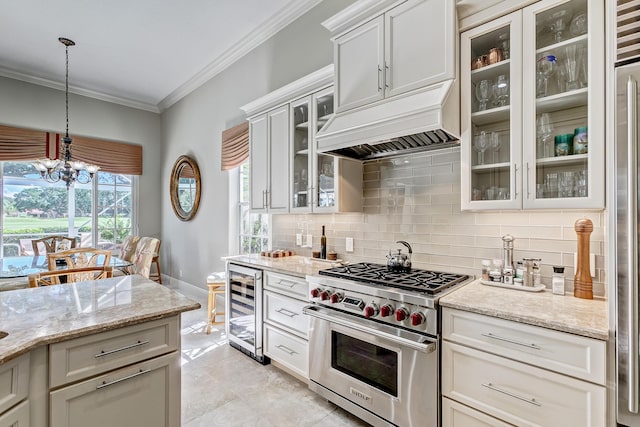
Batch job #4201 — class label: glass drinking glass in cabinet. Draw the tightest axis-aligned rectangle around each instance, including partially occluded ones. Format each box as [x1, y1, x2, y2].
[297, 106, 307, 123]
[475, 80, 492, 111]
[492, 75, 509, 107]
[497, 31, 510, 60]
[562, 45, 581, 91]
[536, 54, 557, 98]
[547, 9, 569, 43]
[536, 113, 554, 158]
[569, 12, 587, 37]
[490, 132, 502, 163]
[474, 131, 491, 165]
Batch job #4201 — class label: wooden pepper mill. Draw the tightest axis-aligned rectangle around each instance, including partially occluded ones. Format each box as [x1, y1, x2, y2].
[574, 218, 593, 299]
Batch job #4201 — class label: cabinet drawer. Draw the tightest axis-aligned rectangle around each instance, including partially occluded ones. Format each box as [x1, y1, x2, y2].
[50, 351, 179, 427]
[0, 399, 29, 427]
[0, 353, 29, 416]
[50, 316, 179, 388]
[442, 397, 511, 427]
[264, 325, 308, 378]
[264, 272, 308, 300]
[442, 342, 605, 427]
[442, 308, 606, 385]
[264, 290, 309, 338]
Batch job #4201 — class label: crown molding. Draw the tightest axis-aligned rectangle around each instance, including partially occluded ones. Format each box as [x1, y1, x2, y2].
[0, 66, 160, 113]
[157, 0, 323, 112]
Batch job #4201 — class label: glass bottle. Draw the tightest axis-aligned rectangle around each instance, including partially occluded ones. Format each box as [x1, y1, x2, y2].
[320, 226, 327, 259]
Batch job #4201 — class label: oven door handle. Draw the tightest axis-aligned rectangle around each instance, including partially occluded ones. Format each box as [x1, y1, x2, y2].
[303, 305, 437, 353]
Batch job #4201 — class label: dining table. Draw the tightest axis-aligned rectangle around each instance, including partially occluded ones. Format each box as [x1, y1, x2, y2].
[0, 255, 132, 279]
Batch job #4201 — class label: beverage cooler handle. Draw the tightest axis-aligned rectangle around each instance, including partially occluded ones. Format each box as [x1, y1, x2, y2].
[627, 76, 639, 414]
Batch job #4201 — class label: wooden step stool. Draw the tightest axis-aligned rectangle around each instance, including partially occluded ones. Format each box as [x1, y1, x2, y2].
[206, 273, 226, 334]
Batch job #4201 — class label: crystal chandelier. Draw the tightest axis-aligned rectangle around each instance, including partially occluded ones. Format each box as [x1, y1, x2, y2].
[33, 37, 99, 188]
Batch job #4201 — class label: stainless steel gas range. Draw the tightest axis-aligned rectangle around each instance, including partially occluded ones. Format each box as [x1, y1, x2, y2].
[304, 262, 471, 427]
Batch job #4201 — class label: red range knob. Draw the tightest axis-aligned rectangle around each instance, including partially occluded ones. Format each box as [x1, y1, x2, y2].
[329, 293, 343, 304]
[380, 304, 394, 317]
[410, 312, 426, 326]
[310, 288, 322, 298]
[395, 308, 409, 322]
[363, 305, 378, 318]
[320, 290, 331, 301]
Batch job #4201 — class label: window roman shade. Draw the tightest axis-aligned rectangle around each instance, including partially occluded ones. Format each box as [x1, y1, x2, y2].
[64, 135, 143, 175]
[0, 124, 143, 175]
[221, 121, 249, 171]
[0, 125, 47, 161]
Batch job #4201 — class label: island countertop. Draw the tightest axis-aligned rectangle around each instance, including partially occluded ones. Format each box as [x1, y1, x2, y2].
[439, 279, 608, 340]
[224, 254, 339, 278]
[0, 275, 200, 365]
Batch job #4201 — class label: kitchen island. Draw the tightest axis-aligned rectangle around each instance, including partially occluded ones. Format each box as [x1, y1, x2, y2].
[0, 275, 200, 426]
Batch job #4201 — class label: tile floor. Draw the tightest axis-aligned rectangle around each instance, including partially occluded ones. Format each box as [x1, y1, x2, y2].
[170, 282, 370, 427]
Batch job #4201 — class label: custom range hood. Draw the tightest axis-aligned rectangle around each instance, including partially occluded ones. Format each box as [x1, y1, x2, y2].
[316, 79, 459, 161]
[315, 0, 459, 161]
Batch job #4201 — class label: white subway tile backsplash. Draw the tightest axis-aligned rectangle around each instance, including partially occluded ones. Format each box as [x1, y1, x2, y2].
[271, 150, 607, 297]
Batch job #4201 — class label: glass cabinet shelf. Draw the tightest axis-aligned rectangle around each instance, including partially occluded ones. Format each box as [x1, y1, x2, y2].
[537, 88, 587, 113]
[470, 106, 510, 125]
[471, 162, 512, 172]
[536, 153, 587, 166]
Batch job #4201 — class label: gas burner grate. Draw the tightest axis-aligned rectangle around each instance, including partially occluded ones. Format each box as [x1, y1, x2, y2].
[319, 262, 469, 294]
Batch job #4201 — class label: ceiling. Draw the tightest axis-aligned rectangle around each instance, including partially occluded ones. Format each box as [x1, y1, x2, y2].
[0, 0, 322, 113]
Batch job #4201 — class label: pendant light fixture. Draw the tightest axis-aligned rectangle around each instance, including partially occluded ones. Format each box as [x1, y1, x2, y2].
[33, 37, 99, 188]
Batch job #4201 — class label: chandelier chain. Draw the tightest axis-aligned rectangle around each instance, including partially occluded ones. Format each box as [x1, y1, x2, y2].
[65, 43, 69, 138]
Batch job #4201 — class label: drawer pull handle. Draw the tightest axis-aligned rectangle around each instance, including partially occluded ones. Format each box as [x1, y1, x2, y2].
[482, 383, 541, 407]
[276, 344, 297, 356]
[276, 308, 298, 318]
[276, 279, 298, 288]
[481, 333, 541, 350]
[96, 369, 152, 390]
[95, 340, 150, 358]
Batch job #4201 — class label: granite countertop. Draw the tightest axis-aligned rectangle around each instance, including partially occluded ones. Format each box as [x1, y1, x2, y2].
[0, 275, 200, 365]
[224, 254, 339, 278]
[439, 279, 608, 340]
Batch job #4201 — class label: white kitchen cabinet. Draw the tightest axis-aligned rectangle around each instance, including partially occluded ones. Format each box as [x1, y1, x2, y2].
[442, 308, 606, 426]
[0, 400, 29, 427]
[460, 0, 604, 210]
[242, 65, 362, 215]
[50, 352, 179, 427]
[263, 271, 310, 379]
[49, 316, 181, 427]
[331, 0, 456, 113]
[249, 104, 290, 213]
[0, 353, 29, 425]
[290, 87, 362, 213]
[442, 397, 511, 427]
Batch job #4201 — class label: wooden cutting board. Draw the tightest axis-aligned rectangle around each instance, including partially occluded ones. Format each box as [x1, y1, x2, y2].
[260, 250, 295, 258]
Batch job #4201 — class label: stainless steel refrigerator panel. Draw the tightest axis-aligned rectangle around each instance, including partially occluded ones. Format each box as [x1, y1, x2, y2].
[616, 63, 640, 426]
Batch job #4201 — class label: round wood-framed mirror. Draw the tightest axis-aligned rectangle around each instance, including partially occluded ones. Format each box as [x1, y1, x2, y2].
[170, 155, 201, 221]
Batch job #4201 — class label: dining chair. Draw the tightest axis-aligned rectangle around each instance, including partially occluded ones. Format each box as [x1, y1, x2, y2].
[129, 237, 160, 279]
[28, 266, 113, 287]
[31, 235, 77, 256]
[149, 240, 162, 284]
[46, 248, 112, 271]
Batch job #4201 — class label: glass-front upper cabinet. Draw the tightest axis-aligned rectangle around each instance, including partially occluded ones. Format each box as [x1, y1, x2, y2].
[290, 86, 362, 213]
[461, 11, 523, 210]
[522, 0, 603, 209]
[313, 87, 337, 212]
[461, 0, 604, 210]
[291, 96, 311, 210]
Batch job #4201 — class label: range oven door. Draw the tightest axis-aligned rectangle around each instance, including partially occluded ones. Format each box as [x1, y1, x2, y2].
[304, 305, 438, 427]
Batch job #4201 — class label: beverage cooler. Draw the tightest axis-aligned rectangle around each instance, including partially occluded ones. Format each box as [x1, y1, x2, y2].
[226, 263, 269, 364]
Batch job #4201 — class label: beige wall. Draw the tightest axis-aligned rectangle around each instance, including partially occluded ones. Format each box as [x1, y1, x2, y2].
[272, 147, 606, 296]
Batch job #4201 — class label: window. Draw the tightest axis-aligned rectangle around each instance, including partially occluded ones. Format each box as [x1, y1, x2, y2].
[238, 162, 269, 254]
[0, 161, 135, 256]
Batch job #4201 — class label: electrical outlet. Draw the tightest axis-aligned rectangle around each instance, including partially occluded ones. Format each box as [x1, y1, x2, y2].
[346, 237, 354, 252]
[179, 269, 183, 278]
[296, 233, 302, 246]
[306, 234, 313, 247]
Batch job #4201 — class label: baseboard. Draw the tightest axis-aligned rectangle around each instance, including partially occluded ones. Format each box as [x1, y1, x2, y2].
[163, 276, 208, 300]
